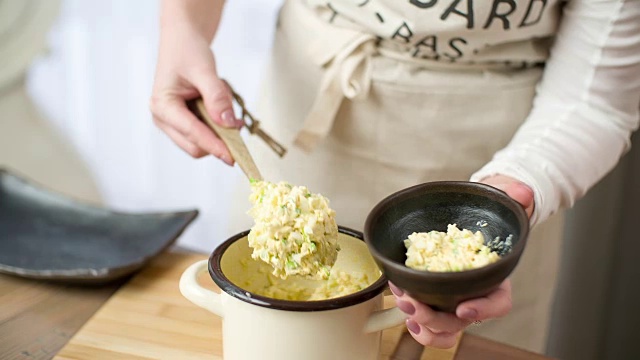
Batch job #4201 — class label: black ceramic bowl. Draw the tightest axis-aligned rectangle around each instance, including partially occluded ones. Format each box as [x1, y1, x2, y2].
[364, 181, 529, 313]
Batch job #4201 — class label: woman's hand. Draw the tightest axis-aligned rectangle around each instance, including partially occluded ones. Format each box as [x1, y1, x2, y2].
[150, 0, 243, 164]
[392, 175, 534, 348]
[481, 174, 535, 218]
[390, 280, 512, 348]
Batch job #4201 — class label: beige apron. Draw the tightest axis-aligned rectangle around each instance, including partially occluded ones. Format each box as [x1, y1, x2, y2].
[0, 0, 101, 204]
[229, 0, 563, 353]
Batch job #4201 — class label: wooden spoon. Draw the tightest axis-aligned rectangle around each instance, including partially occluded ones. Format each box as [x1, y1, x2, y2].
[189, 98, 263, 182]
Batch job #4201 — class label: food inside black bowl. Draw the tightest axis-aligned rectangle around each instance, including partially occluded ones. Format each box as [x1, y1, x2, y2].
[364, 181, 529, 313]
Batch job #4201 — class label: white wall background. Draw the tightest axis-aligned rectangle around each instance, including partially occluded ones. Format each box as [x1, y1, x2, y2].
[27, 0, 282, 253]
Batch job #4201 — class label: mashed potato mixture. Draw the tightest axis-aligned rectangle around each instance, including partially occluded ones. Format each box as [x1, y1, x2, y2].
[404, 224, 500, 272]
[248, 268, 377, 301]
[247, 180, 340, 280]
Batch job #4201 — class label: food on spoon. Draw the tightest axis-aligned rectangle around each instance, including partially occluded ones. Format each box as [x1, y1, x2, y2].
[404, 224, 500, 272]
[247, 180, 340, 280]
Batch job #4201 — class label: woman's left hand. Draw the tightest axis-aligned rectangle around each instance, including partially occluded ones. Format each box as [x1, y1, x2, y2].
[481, 174, 535, 218]
[391, 174, 534, 348]
[389, 280, 512, 348]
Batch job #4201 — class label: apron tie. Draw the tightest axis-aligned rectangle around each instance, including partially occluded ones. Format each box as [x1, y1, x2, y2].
[293, 33, 378, 152]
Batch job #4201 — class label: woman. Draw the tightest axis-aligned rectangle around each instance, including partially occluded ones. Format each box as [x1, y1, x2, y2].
[150, 0, 640, 353]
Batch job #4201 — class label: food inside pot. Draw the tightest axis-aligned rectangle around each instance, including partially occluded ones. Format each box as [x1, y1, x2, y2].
[247, 180, 340, 280]
[242, 260, 378, 301]
[404, 224, 507, 272]
[221, 232, 382, 302]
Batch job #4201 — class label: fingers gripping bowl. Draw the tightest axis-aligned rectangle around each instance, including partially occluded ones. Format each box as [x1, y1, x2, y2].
[364, 181, 530, 313]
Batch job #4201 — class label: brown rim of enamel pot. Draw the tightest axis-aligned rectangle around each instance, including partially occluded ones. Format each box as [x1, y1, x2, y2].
[208, 226, 388, 312]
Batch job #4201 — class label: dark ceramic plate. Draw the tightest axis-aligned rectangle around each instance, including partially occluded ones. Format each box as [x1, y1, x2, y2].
[0, 168, 198, 284]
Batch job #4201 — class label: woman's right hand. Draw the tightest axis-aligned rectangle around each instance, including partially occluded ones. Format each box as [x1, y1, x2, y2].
[150, 3, 243, 164]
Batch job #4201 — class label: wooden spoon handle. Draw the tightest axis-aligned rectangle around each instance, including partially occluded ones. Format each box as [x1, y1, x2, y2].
[191, 98, 263, 182]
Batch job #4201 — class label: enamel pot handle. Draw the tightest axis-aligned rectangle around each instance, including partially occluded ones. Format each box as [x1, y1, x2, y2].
[179, 260, 225, 318]
[364, 295, 406, 333]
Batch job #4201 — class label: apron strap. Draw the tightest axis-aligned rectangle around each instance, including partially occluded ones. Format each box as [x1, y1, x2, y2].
[293, 33, 378, 152]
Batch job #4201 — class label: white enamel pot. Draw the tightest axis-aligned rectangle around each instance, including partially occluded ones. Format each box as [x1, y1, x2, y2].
[180, 227, 406, 360]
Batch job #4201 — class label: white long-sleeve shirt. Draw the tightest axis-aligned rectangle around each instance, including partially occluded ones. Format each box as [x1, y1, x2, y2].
[305, 0, 640, 225]
[470, 0, 640, 225]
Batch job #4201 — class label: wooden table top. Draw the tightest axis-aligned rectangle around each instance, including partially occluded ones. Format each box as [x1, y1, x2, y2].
[0, 248, 551, 360]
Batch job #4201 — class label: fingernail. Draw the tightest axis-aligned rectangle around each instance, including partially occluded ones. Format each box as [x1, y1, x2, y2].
[222, 154, 233, 165]
[389, 283, 404, 297]
[397, 300, 415, 315]
[406, 319, 421, 335]
[221, 109, 236, 127]
[459, 308, 478, 320]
